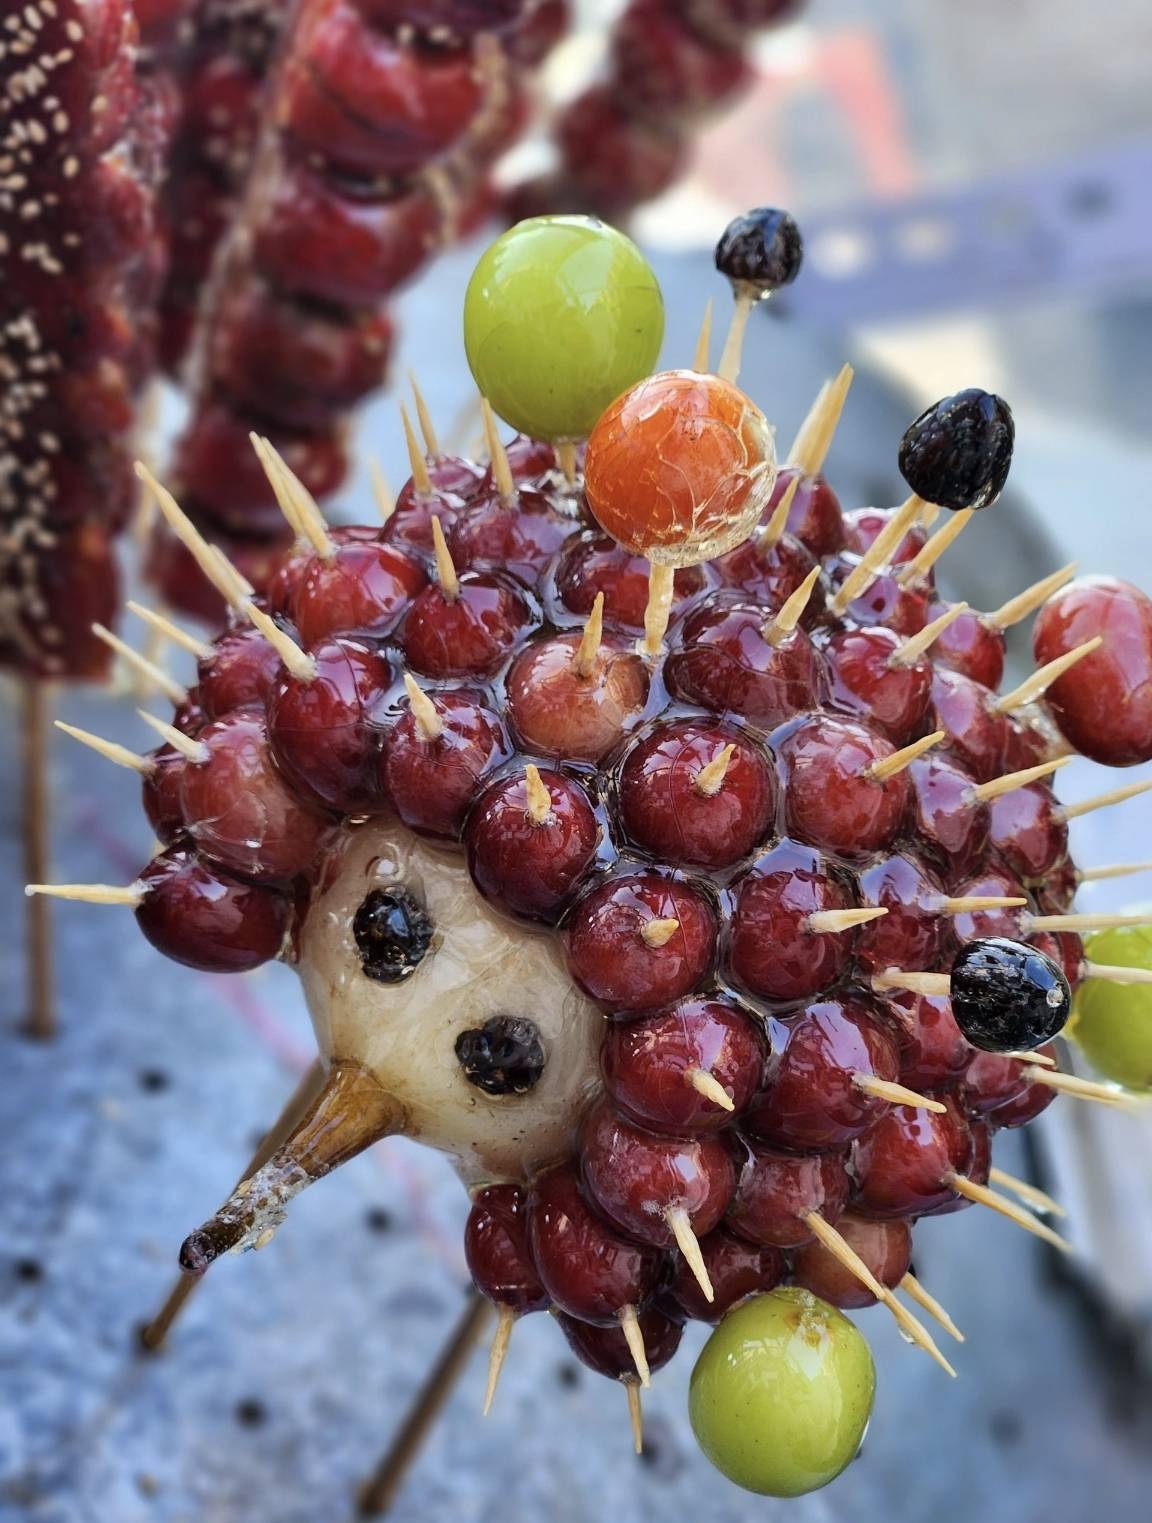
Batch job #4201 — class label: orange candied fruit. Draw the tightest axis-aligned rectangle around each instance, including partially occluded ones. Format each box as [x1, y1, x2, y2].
[584, 369, 777, 567]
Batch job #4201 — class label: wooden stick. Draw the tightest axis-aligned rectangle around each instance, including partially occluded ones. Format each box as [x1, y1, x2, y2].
[988, 1166, 1066, 1219]
[763, 566, 821, 647]
[139, 1061, 328, 1351]
[1081, 961, 1152, 986]
[692, 298, 713, 371]
[685, 1067, 735, 1112]
[524, 764, 553, 825]
[803, 1212, 956, 1377]
[482, 1303, 515, 1416]
[137, 710, 209, 764]
[126, 602, 211, 660]
[694, 743, 735, 798]
[369, 459, 396, 525]
[866, 730, 945, 783]
[831, 494, 926, 614]
[986, 562, 1078, 630]
[1027, 912, 1152, 933]
[853, 1074, 947, 1113]
[807, 907, 888, 934]
[135, 463, 251, 610]
[250, 433, 305, 540]
[938, 895, 1027, 913]
[641, 917, 680, 949]
[403, 674, 443, 743]
[946, 1174, 1072, 1252]
[556, 441, 578, 484]
[995, 637, 1102, 715]
[430, 517, 460, 601]
[244, 604, 317, 683]
[641, 562, 676, 657]
[572, 593, 604, 679]
[55, 720, 151, 774]
[756, 473, 801, 551]
[1079, 861, 1152, 883]
[618, 1304, 651, 1387]
[400, 405, 433, 497]
[1006, 1049, 1057, 1067]
[26, 882, 143, 905]
[1029, 1070, 1143, 1110]
[1059, 778, 1152, 821]
[22, 681, 54, 1039]
[92, 623, 186, 706]
[716, 285, 756, 384]
[666, 1206, 713, 1303]
[971, 756, 1071, 803]
[899, 1273, 965, 1342]
[409, 372, 440, 456]
[358, 1291, 492, 1516]
[872, 968, 951, 997]
[480, 398, 515, 502]
[269, 447, 332, 559]
[625, 1379, 644, 1455]
[788, 364, 854, 477]
[897, 509, 975, 586]
[889, 602, 969, 667]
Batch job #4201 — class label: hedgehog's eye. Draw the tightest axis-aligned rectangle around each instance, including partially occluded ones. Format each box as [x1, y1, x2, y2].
[353, 887, 434, 983]
[455, 1016, 546, 1096]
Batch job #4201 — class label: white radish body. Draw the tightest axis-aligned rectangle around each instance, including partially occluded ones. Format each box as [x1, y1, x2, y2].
[297, 819, 603, 1184]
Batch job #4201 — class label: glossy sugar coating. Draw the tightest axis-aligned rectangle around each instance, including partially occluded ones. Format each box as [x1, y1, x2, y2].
[464, 215, 665, 441]
[112, 356, 1150, 1496]
[584, 369, 777, 564]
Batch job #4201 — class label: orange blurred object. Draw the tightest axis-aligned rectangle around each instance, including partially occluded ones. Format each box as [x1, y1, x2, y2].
[583, 370, 777, 567]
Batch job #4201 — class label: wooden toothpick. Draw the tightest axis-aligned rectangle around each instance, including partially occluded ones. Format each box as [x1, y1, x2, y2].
[666, 1206, 713, 1303]
[641, 917, 680, 949]
[403, 674, 444, 742]
[788, 364, 854, 478]
[136, 710, 209, 764]
[852, 1074, 947, 1114]
[889, 602, 969, 667]
[763, 566, 821, 647]
[572, 593, 604, 679]
[54, 720, 151, 775]
[897, 509, 975, 586]
[807, 907, 888, 934]
[92, 623, 186, 707]
[986, 562, 1078, 630]
[409, 372, 440, 456]
[692, 299, 713, 372]
[995, 637, 1102, 715]
[866, 730, 945, 783]
[970, 756, 1071, 803]
[126, 601, 211, 660]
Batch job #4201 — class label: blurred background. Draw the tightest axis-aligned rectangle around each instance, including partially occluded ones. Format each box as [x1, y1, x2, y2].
[2, 1, 1152, 1519]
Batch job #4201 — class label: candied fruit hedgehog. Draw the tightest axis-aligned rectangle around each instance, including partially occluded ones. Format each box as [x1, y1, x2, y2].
[38, 211, 1152, 1498]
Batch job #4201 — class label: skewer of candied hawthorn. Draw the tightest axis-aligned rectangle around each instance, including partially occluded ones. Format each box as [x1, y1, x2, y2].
[2, 0, 171, 1036]
[506, 0, 801, 226]
[152, 0, 569, 620]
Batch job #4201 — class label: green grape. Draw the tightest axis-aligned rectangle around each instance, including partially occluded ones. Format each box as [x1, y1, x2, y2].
[688, 1286, 875, 1497]
[463, 215, 664, 443]
[1070, 926, 1152, 1091]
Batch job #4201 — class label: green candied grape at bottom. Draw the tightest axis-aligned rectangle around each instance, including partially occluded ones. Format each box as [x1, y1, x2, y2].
[688, 1286, 875, 1497]
[1069, 925, 1152, 1091]
[463, 215, 664, 443]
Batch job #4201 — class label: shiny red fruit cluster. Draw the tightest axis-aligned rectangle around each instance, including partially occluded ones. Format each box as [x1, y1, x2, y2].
[0, 0, 177, 678]
[129, 424, 1152, 1389]
[150, 0, 568, 624]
